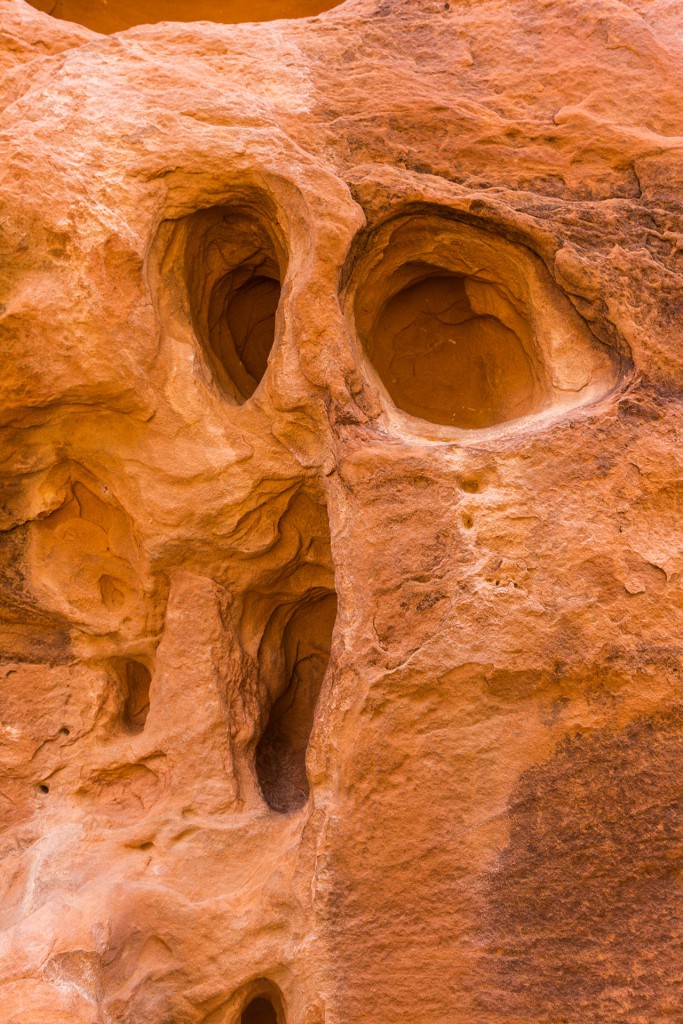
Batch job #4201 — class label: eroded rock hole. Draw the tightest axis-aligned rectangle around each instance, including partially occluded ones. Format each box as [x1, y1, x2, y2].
[27, 0, 342, 33]
[182, 206, 283, 403]
[351, 216, 621, 430]
[365, 268, 540, 429]
[241, 997, 279, 1024]
[118, 659, 151, 733]
[225, 273, 280, 385]
[256, 590, 336, 814]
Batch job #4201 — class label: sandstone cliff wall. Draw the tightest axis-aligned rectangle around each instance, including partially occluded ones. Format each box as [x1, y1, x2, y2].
[1, 0, 683, 1021]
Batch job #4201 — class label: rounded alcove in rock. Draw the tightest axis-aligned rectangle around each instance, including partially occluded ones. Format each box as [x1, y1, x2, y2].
[27, 0, 343, 33]
[181, 204, 285, 404]
[233, 981, 288, 1024]
[350, 213, 625, 432]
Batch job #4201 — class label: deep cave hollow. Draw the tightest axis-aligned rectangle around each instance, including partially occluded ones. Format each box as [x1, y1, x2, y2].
[255, 589, 337, 814]
[182, 205, 284, 404]
[241, 996, 279, 1024]
[362, 266, 542, 429]
[27, 0, 343, 33]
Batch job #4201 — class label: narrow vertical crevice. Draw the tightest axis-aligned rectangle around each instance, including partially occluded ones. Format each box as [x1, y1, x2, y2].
[114, 658, 152, 734]
[255, 589, 337, 813]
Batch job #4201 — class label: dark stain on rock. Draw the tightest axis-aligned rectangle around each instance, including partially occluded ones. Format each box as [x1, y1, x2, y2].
[480, 708, 683, 1022]
[0, 526, 71, 664]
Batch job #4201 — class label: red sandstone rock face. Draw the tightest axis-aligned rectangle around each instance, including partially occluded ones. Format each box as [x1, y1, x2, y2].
[1, 0, 683, 1021]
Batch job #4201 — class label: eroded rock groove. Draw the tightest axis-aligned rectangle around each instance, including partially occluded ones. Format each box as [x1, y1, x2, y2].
[116, 659, 152, 733]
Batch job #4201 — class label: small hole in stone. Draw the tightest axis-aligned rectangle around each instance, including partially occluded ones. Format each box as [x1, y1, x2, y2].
[256, 590, 336, 814]
[59, 726, 70, 736]
[241, 996, 279, 1024]
[36, 783, 50, 794]
[99, 573, 125, 610]
[116, 659, 152, 734]
[460, 478, 480, 493]
[462, 514, 474, 529]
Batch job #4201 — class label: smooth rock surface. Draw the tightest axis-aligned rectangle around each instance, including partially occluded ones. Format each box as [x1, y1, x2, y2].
[1, 0, 682, 1021]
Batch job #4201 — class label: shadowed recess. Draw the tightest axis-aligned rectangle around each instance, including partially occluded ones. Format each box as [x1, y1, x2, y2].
[27, 0, 343, 32]
[256, 590, 337, 813]
[369, 268, 539, 429]
[182, 205, 283, 404]
[241, 996, 279, 1024]
[351, 215, 621, 430]
[114, 659, 151, 733]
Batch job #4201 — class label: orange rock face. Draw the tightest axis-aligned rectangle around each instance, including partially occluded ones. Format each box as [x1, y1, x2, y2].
[1, 0, 683, 1021]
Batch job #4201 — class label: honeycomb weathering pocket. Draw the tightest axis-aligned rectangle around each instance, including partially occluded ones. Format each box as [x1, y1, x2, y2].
[349, 214, 625, 432]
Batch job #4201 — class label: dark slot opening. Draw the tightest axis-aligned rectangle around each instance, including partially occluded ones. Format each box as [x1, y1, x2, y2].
[256, 591, 336, 813]
[241, 996, 279, 1024]
[121, 659, 151, 733]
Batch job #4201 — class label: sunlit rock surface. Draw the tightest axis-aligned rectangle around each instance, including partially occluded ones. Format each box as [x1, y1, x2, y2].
[1, 0, 683, 1020]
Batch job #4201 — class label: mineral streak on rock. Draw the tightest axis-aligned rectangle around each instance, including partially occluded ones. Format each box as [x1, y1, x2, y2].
[1, 0, 682, 1021]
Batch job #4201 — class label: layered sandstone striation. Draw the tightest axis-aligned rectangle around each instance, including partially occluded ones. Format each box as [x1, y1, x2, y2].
[1, 0, 683, 1021]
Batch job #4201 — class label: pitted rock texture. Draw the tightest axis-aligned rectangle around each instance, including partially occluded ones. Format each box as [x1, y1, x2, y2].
[0, 0, 682, 1022]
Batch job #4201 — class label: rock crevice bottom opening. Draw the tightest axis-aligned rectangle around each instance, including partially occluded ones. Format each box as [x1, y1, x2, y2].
[255, 589, 337, 814]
